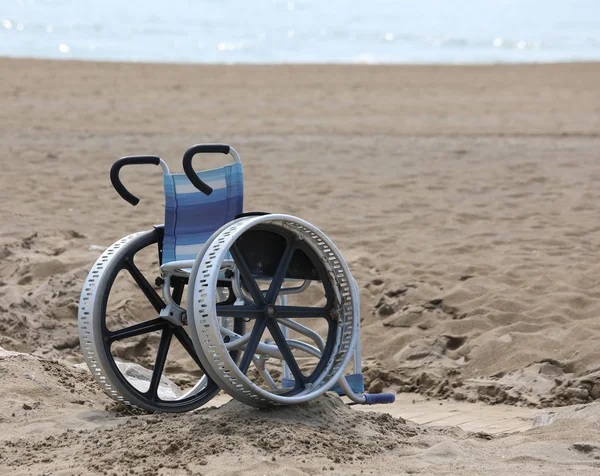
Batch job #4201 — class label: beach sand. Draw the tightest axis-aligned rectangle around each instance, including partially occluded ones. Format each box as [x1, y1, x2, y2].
[1, 58, 600, 474]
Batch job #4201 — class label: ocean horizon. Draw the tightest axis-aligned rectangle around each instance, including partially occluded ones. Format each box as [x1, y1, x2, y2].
[2, 0, 600, 65]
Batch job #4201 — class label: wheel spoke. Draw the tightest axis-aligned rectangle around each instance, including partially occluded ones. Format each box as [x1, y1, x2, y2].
[171, 281, 185, 305]
[266, 320, 305, 386]
[265, 240, 295, 304]
[173, 326, 204, 369]
[106, 318, 167, 344]
[216, 305, 263, 319]
[146, 326, 173, 400]
[230, 244, 265, 305]
[238, 320, 267, 374]
[123, 258, 165, 313]
[296, 240, 336, 309]
[307, 314, 338, 383]
[276, 306, 331, 319]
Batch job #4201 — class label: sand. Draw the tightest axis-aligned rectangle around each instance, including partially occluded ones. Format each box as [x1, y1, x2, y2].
[1, 58, 600, 474]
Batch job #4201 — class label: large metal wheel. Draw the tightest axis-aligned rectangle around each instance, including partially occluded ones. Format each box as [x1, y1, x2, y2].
[188, 214, 358, 407]
[78, 229, 243, 412]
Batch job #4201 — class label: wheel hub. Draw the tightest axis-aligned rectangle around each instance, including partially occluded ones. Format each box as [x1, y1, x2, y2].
[265, 304, 277, 318]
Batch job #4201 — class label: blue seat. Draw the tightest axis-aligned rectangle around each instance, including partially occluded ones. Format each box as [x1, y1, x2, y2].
[162, 163, 243, 264]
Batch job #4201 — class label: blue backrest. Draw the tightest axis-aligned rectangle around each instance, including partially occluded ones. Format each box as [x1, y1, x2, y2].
[162, 162, 243, 263]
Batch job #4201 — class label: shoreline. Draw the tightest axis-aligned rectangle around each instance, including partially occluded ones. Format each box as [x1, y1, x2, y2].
[4, 54, 600, 67]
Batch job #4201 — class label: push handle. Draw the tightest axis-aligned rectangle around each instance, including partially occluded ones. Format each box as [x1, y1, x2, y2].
[182, 144, 231, 196]
[363, 393, 396, 404]
[110, 155, 161, 206]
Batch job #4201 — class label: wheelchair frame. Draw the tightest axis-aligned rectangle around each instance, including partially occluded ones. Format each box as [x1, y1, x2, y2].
[78, 144, 394, 411]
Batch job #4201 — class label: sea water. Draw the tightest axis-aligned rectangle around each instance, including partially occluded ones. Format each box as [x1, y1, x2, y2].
[1, 0, 599, 64]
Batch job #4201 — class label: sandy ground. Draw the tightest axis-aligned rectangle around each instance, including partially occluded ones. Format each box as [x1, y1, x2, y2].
[1, 58, 600, 474]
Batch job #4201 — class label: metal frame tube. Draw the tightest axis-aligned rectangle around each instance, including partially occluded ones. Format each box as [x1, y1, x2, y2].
[252, 357, 278, 390]
[277, 318, 325, 352]
[351, 278, 362, 375]
[158, 159, 170, 175]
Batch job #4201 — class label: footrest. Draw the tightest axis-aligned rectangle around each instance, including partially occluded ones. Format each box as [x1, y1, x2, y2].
[282, 373, 365, 396]
[364, 392, 396, 404]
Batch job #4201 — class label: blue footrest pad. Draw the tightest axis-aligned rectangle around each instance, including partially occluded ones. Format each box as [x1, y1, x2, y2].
[282, 373, 365, 396]
[364, 392, 396, 404]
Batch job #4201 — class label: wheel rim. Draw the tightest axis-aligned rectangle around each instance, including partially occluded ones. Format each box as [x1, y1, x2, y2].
[188, 214, 358, 407]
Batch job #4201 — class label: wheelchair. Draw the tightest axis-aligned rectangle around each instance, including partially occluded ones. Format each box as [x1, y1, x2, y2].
[78, 144, 395, 412]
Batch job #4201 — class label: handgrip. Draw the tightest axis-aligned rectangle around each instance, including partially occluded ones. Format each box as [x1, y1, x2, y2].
[110, 155, 161, 206]
[182, 144, 231, 196]
[363, 393, 396, 404]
